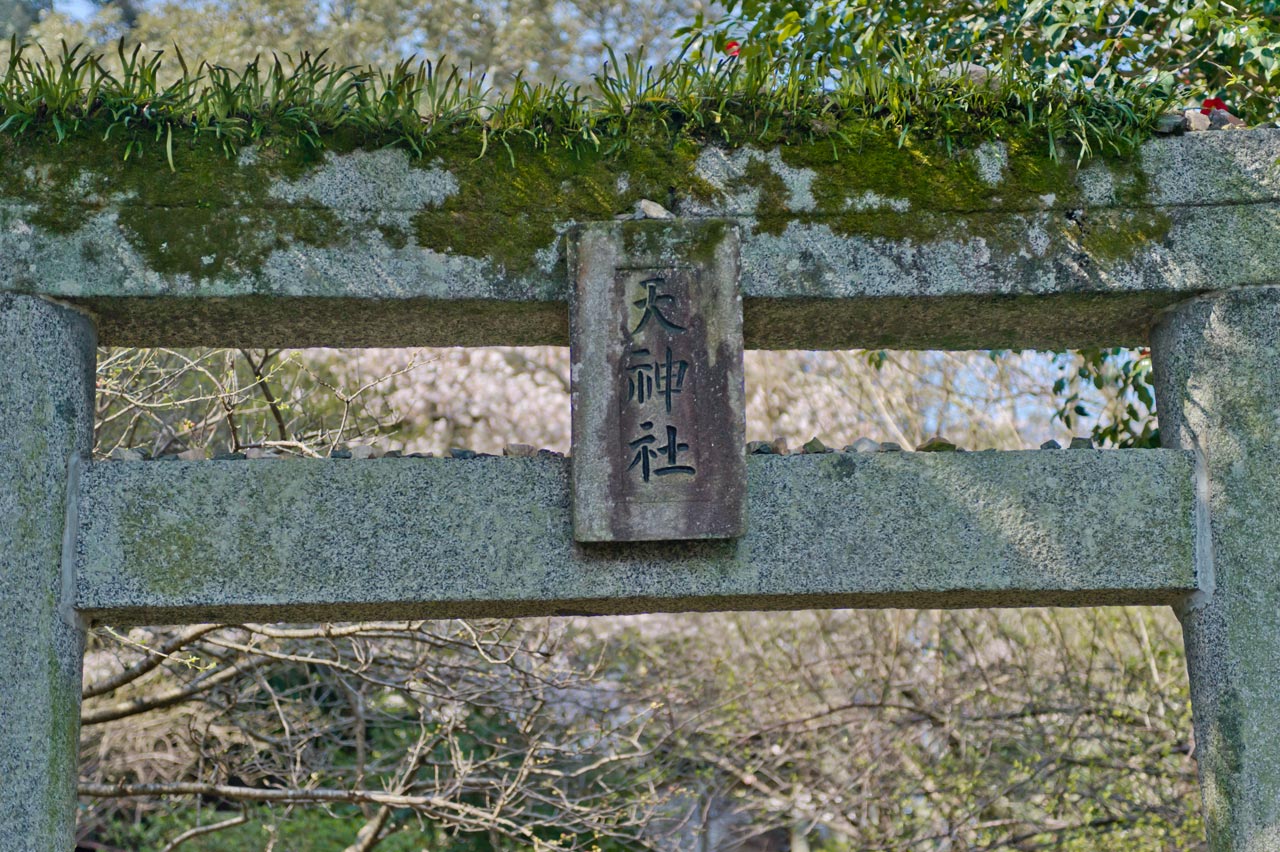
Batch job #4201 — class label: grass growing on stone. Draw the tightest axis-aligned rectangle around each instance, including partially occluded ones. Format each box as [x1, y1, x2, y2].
[0, 37, 1174, 174]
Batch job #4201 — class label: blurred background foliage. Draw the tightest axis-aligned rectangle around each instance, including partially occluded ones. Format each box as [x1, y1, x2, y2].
[686, 0, 1280, 126]
[0, 0, 1257, 849]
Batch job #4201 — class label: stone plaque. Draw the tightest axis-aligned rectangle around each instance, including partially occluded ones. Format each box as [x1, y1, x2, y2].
[570, 221, 745, 542]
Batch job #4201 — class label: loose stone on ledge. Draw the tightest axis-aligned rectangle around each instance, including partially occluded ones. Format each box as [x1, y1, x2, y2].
[504, 444, 537, 457]
[802, 437, 832, 454]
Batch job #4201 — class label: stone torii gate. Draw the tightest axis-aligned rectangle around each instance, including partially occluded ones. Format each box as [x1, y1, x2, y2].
[3, 127, 1279, 851]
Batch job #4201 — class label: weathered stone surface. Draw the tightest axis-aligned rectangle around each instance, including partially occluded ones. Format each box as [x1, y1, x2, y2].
[74, 450, 1198, 625]
[1152, 287, 1280, 852]
[0, 131, 1277, 349]
[570, 221, 745, 541]
[0, 295, 95, 851]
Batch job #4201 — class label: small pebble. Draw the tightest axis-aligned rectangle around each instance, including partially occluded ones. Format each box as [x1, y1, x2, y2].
[846, 437, 880, 453]
[802, 437, 831, 454]
[1183, 109, 1211, 132]
[110, 448, 145, 462]
[213, 452, 247, 461]
[504, 443, 537, 457]
[1208, 109, 1245, 129]
[177, 447, 207, 461]
[537, 449, 564, 458]
[349, 445, 379, 460]
[879, 442, 902, 452]
[916, 436, 958, 452]
[1040, 439, 1061, 450]
[636, 199, 673, 219]
[407, 452, 433, 458]
[1154, 113, 1186, 135]
[771, 437, 789, 455]
[449, 448, 477, 460]
[1069, 436, 1094, 449]
[329, 448, 353, 459]
[746, 440, 774, 455]
[382, 450, 403, 458]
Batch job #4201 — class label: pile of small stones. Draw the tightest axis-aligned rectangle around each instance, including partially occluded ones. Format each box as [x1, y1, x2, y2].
[107, 437, 1096, 461]
[106, 444, 565, 461]
[1156, 107, 1247, 135]
[752, 435, 1095, 454]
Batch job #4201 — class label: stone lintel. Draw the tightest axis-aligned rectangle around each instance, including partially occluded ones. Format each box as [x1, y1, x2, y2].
[71, 291, 1182, 351]
[0, 129, 1275, 350]
[74, 450, 1199, 626]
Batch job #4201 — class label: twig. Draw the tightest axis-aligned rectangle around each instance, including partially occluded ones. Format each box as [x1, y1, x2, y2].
[160, 810, 249, 852]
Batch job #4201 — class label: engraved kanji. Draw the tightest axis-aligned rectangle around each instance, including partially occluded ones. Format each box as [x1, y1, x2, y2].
[625, 346, 688, 413]
[627, 421, 695, 482]
[630, 277, 686, 335]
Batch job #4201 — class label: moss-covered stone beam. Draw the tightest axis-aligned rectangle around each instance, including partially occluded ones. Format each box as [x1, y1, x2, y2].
[74, 449, 1199, 626]
[3, 129, 1278, 350]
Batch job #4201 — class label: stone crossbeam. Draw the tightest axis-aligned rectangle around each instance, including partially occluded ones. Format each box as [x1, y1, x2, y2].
[73, 449, 1200, 626]
[2, 130, 1278, 351]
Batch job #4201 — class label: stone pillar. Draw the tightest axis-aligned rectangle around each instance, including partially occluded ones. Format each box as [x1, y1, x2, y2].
[1151, 287, 1280, 852]
[0, 295, 95, 850]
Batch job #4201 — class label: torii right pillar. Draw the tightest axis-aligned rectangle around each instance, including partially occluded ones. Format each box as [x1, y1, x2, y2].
[1152, 286, 1280, 851]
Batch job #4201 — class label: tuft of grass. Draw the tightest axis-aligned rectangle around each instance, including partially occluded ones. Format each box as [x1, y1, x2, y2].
[0, 37, 1177, 170]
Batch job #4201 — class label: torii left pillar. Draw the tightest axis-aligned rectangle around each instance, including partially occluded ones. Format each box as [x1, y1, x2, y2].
[0, 295, 95, 849]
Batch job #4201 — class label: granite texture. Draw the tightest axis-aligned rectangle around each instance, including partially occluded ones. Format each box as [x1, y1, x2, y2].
[1152, 287, 1280, 852]
[74, 450, 1198, 625]
[0, 130, 1276, 349]
[0, 295, 95, 851]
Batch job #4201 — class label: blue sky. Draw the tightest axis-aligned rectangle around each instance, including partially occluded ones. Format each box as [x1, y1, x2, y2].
[54, 0, 97, 20]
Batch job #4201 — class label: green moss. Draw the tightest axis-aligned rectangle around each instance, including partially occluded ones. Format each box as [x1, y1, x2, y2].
[410, 131, 719, 277]
[618, 216, 732, 265]
[1201, 687, 1244, 850]
[1078, 208, 1172, 262]
[736, 158, 792, 237]
[766, 133, 1084, 251]
[709, 130, 1169, 263]
[44, 638, 80, 836]
[119, 506, 205, 597]
[3, 134, 347, 280]
[795, 134, 1077, 209]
